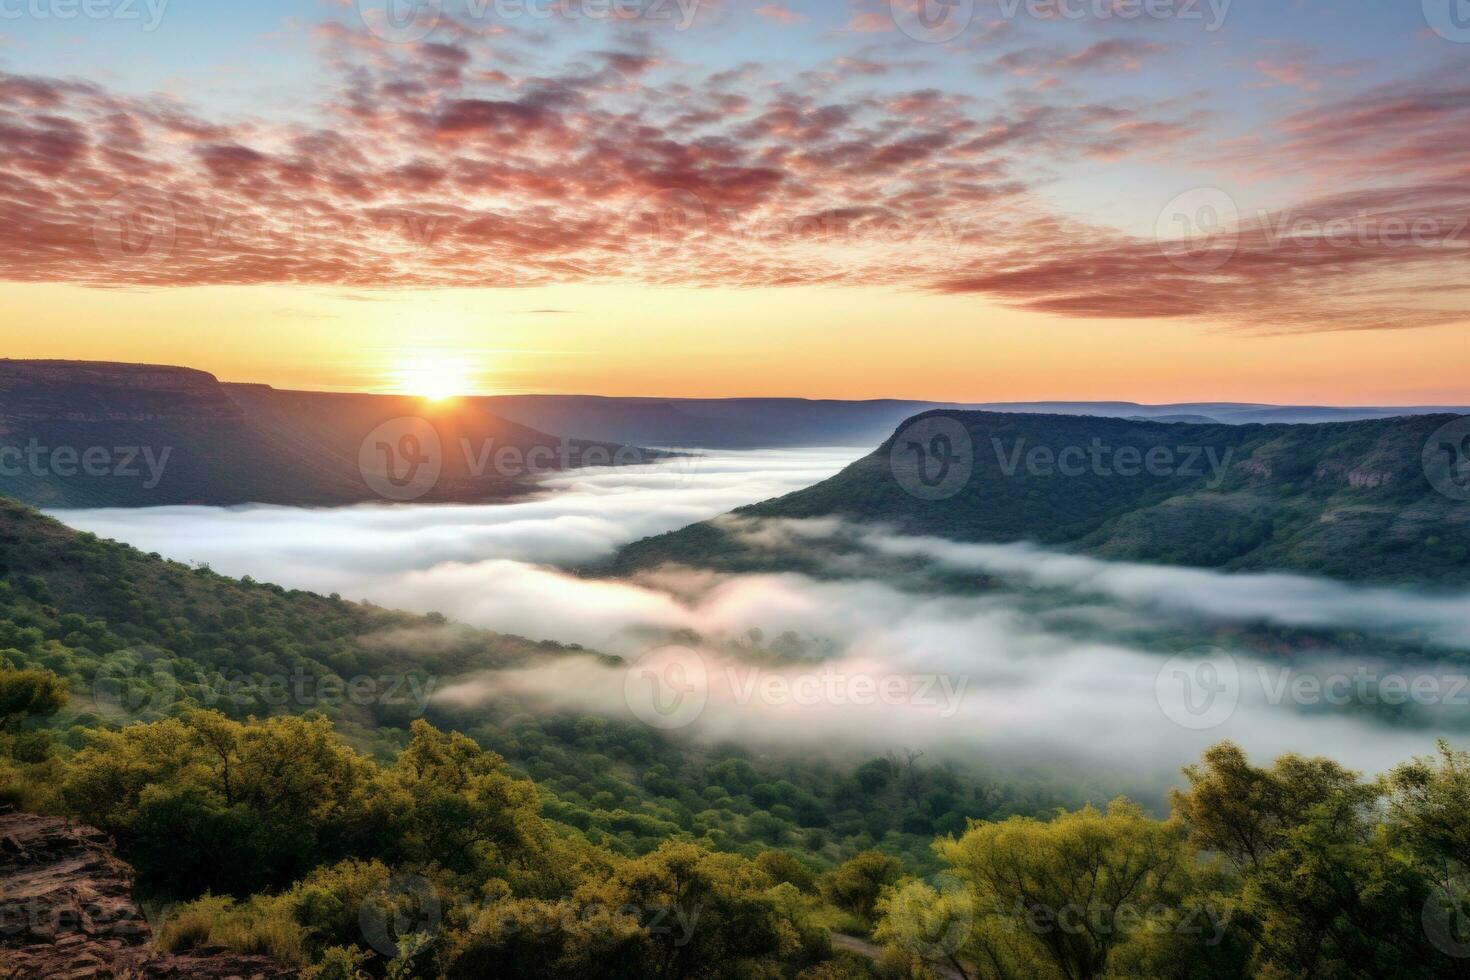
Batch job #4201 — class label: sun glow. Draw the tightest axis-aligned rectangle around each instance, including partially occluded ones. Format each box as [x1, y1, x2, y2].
[391, 350, 478, 401]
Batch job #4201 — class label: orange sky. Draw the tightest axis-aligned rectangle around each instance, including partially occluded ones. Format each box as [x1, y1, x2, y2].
[7, 282, 1469, 405]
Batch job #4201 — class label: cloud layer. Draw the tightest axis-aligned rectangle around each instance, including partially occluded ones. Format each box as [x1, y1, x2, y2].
[3, 11, 1467, 332]
[52, 451, 1470, 786]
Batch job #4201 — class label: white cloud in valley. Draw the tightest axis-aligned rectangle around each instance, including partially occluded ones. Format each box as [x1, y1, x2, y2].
[51, 449, 1470, 785]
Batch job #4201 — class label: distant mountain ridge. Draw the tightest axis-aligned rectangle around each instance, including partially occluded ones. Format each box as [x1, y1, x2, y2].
[614, 410, 1470, 584]
[0, 359, 655, 508]
[481, 394, 1470, 449]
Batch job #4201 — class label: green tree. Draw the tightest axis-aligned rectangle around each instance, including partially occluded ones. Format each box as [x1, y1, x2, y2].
[937, 800, 1199, 980]
[821, 850, 905, 922]
[0, 667, 68, 729]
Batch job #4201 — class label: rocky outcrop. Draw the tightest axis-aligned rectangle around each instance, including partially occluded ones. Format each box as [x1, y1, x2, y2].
[0, 810, 293, 979]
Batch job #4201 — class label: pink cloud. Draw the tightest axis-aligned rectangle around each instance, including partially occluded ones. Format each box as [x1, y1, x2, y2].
[754, 4, 804, 24]
[0, 26, 1465, 336]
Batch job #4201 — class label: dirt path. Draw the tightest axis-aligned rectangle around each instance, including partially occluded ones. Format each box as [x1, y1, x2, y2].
[831, 932, 970, 979]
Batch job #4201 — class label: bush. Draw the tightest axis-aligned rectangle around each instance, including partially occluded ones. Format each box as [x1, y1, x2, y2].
[158, 893, 307, 966]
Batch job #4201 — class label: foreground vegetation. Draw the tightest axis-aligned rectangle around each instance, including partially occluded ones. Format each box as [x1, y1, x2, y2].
[5, 674, 1470, 978]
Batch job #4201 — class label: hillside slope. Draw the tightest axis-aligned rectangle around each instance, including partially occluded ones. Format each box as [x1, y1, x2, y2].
[614, 410, 1470, 583]
[0, 496, 579, 744]
[0, 360, 652, 507]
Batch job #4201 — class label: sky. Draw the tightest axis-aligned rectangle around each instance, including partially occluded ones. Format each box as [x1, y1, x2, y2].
[3, 0, 1469, 401]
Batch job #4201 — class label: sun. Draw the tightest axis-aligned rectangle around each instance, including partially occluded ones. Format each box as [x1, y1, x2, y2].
[392, 351, 476, 402]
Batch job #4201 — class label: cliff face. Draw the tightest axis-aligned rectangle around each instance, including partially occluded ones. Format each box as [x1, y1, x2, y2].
[0, 810, 293, 979]
[0, 361, 239, 426]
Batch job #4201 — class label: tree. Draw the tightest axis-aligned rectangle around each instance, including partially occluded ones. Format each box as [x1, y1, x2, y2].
[937, 800, 1198, 980]
[755, 850, 817, 894]
[1384, 740, 1470, 878]
[821, 850, 905, 922]
[0, 667, 68, 729]
[1170, 742, 1374, 872]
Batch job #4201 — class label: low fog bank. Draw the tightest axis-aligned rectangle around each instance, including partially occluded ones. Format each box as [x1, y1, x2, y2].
[54, 448, 860, 581]
[52, 450, 1470, 785]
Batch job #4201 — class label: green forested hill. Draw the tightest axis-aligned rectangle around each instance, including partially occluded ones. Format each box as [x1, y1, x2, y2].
[0, 496, 1090, 871]
[0, 496, 576, 747]
[615, 411, 1470, 583]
